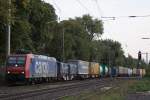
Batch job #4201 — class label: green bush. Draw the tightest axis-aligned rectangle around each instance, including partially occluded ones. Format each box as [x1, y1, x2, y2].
[145, 67, 150, 77]
[129, 78, 150, 92]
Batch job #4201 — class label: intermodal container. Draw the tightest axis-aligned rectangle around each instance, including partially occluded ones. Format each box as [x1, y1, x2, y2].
[68, 63, 77, 75]
[118, 66, 123, 77]
[125, 68, 128, 76]
[89, 62, 100, 78]
[68, 63, 78, 80]
[142, 69, 146, 77]
[57, 62, 69, 80]
[105, 66, 109, 76]
[57, 62, 78, 80]
[100, 65, 103, 76]
[128, 68, 132, 77]
[67, 60, 89, 78]
[29, 55, 57, 78]
[136, 69, 143, 77]
[109, 67, 118, 77]
[118, 66, 128, 77]
[100, 64, 108, 77]
[61, 63, 69, 74]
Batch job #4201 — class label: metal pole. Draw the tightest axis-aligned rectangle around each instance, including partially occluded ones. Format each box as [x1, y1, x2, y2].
[62, 28, 64, 62]
[146, 52, 148, 64]
[7, 0, 11, 56]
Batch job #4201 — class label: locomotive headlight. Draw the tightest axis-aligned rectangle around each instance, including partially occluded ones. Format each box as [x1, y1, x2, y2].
[21, 71, 24, 74]
[7, 71, 10, 74]
[15, 64, 18, 67]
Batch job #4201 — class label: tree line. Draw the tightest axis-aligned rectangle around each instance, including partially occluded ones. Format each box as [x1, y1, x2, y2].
[0, 0, 147, 68]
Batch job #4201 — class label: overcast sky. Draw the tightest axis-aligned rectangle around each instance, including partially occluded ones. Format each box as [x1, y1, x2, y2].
[44, 0, 150, 60]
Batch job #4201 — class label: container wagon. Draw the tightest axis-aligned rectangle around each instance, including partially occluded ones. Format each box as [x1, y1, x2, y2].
[89, 62, 100, 78]
[57, 62, 77, 81]
[127, 68, 132, 77]
[99, 64, 109, 77]
[142, 69, 146, 77]
[132, 68, 137, 77]
[57, 62, 69, 80]
[109, 67, 118, 77]
[136, 69, 143, 77]
[118, 66, 128, 77]
[68, 63, 78, 80]
[67, 60, 89, 79]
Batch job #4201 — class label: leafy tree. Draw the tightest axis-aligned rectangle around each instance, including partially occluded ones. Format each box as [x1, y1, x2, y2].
[0, 0, 15, 63]
[11, 20, 33, 52]
[0, 0, 148, 69]
[28, 0, 57, 53]
[49, 19, 91, 61]
[0, 0, 57, 63]
[91, 39, 125, 66]
[76, 15, 103, 40]
[10, 0, 34, 52]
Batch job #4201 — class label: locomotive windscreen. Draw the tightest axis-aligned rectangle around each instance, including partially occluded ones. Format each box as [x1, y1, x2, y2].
[7, 56, 26, 67]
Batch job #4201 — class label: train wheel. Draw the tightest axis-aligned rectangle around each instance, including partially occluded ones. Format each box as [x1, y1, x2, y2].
[30, 78, 35, 85]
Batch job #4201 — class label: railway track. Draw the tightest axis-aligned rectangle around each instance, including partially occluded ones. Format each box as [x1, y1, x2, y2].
[0, 79, 100, 95]
[0, 78, 117, 100]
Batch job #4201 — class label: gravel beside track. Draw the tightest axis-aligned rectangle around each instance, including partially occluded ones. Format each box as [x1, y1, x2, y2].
[127, 93, 150, 100]
[0, 78, 121, 100]
[0, 79, 95, 95]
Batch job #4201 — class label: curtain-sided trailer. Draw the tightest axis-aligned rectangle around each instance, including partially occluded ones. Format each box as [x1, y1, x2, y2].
[57, 62, 78, 80]
[67, 60, 89, 79]
[68, 63, 78, 80]
[136, 68, 146, 77]
[29, 55, 57, 79]
[132, 68, 145, 77]
[118, 66, 128, 77]
[127, 68, 132, 77]
[142, 69, 146, 77]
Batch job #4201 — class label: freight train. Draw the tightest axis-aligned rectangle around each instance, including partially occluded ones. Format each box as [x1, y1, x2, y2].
[6, 54, 146, 84]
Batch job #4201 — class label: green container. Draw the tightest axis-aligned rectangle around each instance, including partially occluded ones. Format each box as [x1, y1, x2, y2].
[100, 64, 108, 77]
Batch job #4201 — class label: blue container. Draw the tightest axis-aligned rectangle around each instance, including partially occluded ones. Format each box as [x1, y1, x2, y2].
[67, 60, 89, 79]
[57, 62, 78, 80]
[67, 60, 89, 75]
[57, 62, 69, 80]
[29, 55, 57, 78]
[68, 63, 77, 75]
[110, 67, 118, 77]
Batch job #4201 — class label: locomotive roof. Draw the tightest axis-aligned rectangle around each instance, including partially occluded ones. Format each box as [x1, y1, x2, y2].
[9, 54, 56, 61]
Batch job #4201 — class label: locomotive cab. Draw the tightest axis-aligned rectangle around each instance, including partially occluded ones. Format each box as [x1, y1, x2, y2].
[6, 55, 26, 82]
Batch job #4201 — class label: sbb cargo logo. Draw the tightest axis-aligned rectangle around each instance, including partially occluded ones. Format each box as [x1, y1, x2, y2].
[35, 61, 49, 74]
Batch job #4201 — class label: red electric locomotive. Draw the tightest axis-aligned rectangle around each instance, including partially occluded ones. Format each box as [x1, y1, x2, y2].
[6, 54, 57, 84]
[6, 54, 31, 83]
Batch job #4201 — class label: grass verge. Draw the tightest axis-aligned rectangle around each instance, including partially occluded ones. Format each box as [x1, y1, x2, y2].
[61, 79, 136, 100]
[129, 77, 150, 93]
